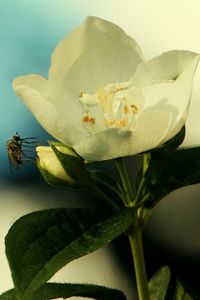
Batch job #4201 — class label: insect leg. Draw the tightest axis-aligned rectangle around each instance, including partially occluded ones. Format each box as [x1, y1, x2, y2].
[21, 150, 36, 160]
[21, 158, 37, 165]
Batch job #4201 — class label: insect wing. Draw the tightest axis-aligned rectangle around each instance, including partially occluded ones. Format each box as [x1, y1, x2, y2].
[6, 139, 22, 172]
[7, 153, 20, 172]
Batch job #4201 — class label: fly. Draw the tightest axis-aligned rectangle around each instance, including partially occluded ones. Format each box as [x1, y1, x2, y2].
[6, 131, 38, 172]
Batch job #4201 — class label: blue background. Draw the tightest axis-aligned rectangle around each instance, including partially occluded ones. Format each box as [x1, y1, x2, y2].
[0, 0, 82, 178]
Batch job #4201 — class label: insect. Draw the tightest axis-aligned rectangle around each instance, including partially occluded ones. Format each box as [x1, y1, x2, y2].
[6, 131, 38, 171]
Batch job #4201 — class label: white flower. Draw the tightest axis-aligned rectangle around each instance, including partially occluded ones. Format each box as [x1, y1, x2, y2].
[13, 16, 200, 161]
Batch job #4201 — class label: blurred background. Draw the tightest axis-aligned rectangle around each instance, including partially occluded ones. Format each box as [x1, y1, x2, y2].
[1, 0, 200, 298]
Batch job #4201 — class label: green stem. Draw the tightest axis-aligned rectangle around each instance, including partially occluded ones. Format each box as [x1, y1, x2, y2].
[134, 153, 150, 207]
[134, 177, 145, 206]
[128, 226, 150, 300]
[115, 157, 134, 206]
[143, 153, 150, 174]
[89, 183, 120, 212]
[115, 157, 149, 299]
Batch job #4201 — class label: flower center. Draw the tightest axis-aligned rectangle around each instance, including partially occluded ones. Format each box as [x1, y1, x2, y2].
[79, 81, 140, 131]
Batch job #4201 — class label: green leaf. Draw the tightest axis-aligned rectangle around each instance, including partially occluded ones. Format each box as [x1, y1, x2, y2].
[0, 289, 16, 300]
[5, 207, 134, 300]
[0, 283, 127, 300]
[148, 266, 170, 300]
[173, 281, 193, 300]
[141, 146, 200, 207]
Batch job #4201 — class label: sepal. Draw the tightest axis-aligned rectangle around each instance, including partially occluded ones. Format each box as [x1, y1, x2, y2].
[37, 142, 90, 188]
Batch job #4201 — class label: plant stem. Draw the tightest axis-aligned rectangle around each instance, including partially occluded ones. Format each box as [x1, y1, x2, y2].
[115, 157, 149, 299]
[89, 183, 120, 212]
[115, 157, 134, 206]
[128, 226, 150, 300]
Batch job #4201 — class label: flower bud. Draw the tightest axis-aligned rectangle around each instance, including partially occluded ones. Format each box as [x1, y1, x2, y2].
[37, 143, 90, 187]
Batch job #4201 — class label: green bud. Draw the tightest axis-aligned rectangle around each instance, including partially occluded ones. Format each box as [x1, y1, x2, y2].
[37, 142, 90, 187]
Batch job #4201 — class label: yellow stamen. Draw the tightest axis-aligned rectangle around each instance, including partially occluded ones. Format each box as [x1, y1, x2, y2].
[118, 119, 127, 128]
[83, 116, 90, 123]
[124, 105, 129, 113]
[106, 119, 115, 127]
[89, 117, 96, 125]
[130, 104, 138, 113]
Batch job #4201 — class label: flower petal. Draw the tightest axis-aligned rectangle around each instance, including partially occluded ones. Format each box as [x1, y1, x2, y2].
[12, 75, 87, 146]
[49, 16, 144, 95]
[74, 110, 173, 161]
[131, 50, 200, 142]
[131, 50, 198, 86]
